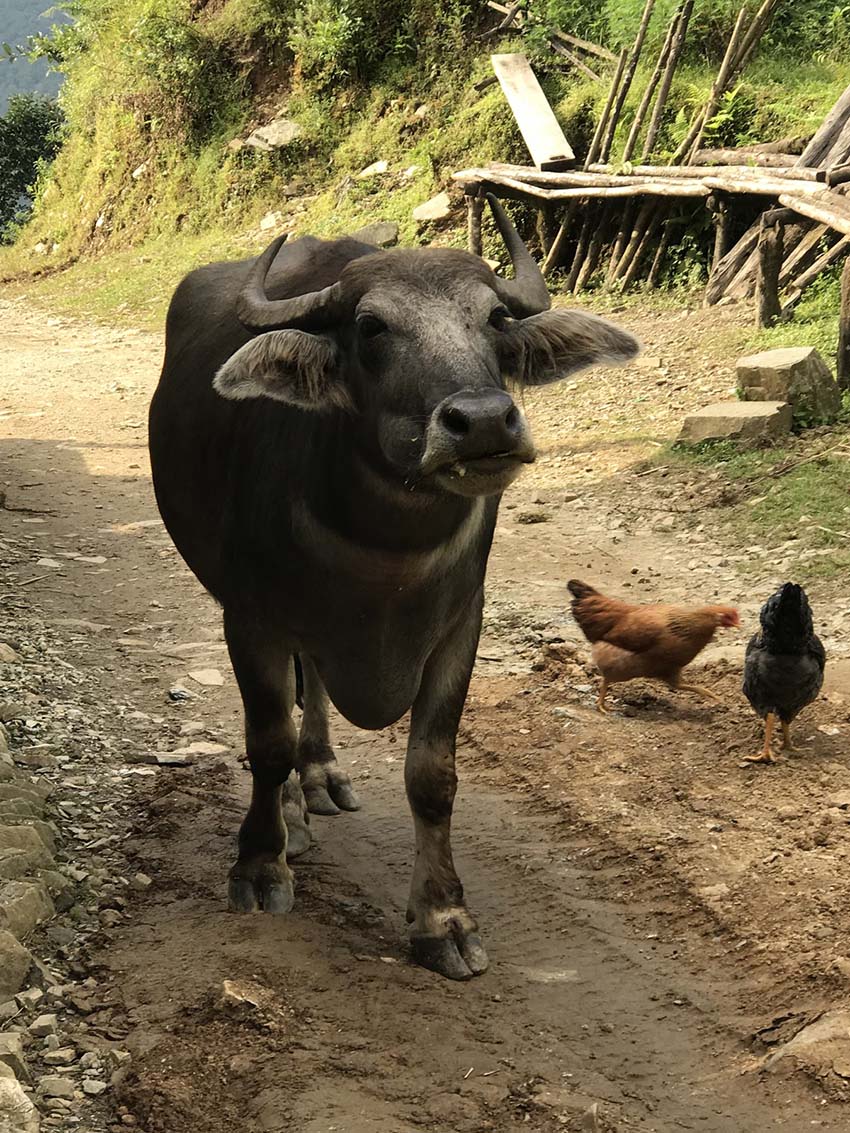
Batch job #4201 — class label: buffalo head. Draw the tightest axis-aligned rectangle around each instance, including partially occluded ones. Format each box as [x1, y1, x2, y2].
[214, 195, 639, 498]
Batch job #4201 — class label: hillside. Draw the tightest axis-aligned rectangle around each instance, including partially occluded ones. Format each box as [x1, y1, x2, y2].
[1, 0, 848, 331]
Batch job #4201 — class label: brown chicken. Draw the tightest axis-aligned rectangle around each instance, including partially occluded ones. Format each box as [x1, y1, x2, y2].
[567, 580, 740, 712]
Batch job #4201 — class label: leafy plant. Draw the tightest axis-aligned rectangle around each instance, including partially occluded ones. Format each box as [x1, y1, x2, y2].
[0, 94, 64, 242]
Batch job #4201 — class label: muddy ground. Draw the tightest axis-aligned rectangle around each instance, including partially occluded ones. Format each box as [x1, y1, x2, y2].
[2, 294, 850, 1132]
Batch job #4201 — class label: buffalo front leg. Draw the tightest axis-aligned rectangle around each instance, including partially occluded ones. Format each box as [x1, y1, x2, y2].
[405, 601, 488, 981]
[296, 654, 361, 816]
[225, 612, 303, 914]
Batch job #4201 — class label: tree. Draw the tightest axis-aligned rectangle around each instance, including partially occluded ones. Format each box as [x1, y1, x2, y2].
[0, 93, 64, 242]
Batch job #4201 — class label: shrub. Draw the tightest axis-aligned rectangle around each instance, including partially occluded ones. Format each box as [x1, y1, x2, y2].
[0, 93, 64, 241]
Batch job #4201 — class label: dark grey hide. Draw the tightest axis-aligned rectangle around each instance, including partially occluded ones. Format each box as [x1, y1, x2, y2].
[148, 196, 638, 980]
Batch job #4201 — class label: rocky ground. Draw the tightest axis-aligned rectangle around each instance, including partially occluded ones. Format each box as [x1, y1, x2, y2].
[2, 294, 850, 1132]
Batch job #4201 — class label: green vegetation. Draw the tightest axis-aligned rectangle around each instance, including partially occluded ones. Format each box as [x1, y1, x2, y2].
[664, 433, 850, 580]
[1, 0, 848, 345]
[0, 93, 64, 241]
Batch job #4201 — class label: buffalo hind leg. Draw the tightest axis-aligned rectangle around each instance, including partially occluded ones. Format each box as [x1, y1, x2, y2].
[405, 600, 487, 981]
[296, 654, 360, 816]
[225, 612, 303, 913]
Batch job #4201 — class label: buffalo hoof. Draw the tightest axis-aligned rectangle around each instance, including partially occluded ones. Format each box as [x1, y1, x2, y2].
[228, 860, 295, 915]
[282, 773, 312, 858]
[301, 764, 361, 817]
[411, 925, 489, 981]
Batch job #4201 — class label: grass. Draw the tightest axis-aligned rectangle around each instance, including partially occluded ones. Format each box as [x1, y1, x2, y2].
[663, 434, 850, 581]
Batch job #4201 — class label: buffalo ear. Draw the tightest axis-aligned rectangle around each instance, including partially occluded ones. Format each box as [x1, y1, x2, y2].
[214, 329, 351, 411]
[499, 308, 639, 386]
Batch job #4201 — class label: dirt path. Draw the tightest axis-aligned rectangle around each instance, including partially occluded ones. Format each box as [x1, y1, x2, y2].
[0, 295, 847, 1131]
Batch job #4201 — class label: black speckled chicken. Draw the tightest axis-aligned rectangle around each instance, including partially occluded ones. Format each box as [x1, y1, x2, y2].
[742, 583, 825, 764]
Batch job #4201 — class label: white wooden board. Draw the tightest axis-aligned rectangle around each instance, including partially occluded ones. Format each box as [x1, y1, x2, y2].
[491, 53, 576, 172]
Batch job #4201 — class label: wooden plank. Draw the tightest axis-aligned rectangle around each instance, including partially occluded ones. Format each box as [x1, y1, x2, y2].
[551, 30, 617, 62]
[778, 192, 850, 237]
[491, 53, 576, 171]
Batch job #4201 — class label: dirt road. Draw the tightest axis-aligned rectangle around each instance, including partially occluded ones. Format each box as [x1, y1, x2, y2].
[0, 295, 847, 1131]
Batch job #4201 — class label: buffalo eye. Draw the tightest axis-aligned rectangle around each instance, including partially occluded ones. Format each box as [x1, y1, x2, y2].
[356, 313, 388, 339]
[488, 306, 512, 331]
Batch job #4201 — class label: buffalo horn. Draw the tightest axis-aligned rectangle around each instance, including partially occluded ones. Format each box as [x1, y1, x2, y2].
[236, 234, 346, 331]
[485, 193, 551, 317]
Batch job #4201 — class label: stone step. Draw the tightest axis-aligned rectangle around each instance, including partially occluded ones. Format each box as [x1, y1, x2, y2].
[677, 400, 792, 445]
[736, 345, 839, 424]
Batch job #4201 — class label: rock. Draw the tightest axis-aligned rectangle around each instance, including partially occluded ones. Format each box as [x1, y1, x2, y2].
[259, 211, 283, 232]
[0, 645, 22, 664]
[187, 669, 224, 687]
[244, 117, 302, 152]
[0, 881, 54, 939]
[412, 192, 452, 224]
[131, 163, 147, 179]
[29, 1015, 58, 1037]
[736, 346, 839, 425]
[39, 1076, 76, 1098]
[764, 1008, 850, 1073]
[51, 619, 108, 634]
[0, 932, 32, 999]
[42, 1048, 76, 1067]
[221, 979, 261, 1010]
[170, 741, 228, 758]
[350, 221, 399, 248]
[516, 510, 551, 524]
[483, 257, 501, 272]
[357, 160, 388, 178]
[0, 1033, 28, 1080]
[130, 873, 152, 891]
[0, 1077, 39, 1132]
[82, 1079, 108, 1096]
[676, 401, 792, 445]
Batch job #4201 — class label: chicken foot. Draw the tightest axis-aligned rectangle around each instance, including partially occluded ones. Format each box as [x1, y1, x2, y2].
[744, 712, 777, 764]
[781, 721, 793, 751]
[596, 678, 609, 714]
[674, 681, 720, 703]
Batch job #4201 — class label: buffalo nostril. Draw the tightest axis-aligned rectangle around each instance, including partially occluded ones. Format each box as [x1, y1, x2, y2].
[504, 405, 520, 431]
[441, 405, 471, 437]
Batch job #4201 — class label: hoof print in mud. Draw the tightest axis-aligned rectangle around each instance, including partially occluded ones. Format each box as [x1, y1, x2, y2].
[411, 928, 489, 981]
[228, 865, 295, 915]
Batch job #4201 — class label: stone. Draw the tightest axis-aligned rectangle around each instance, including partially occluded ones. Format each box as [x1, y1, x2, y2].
[357, 160, 388, 178]
[736, 346, 840, 425]
[244, 117, 302, 152]
[0, 826, 53, 859]
[676, 401, 792, 445]
[0, 881, 54, 939]
[170, 741, 228, 758]
[0, 1077, 39, 1132]
[0, 645, 22, 664]
[131, 163, 147, 179]
[0, 1033, 27, 1080]
[42, 1048, 76, 1066]
[412, 192, 452, 224]
[29, 1015, 58, 1038]
[764, 1008, 850, 1072]
[0, 932, 31, 999]
[350, 221, 399, 248]
[39, 1076, 75, 1098]
[82, 1079, 108, 1096]
[187, 669, 224, 687]
[130, 873, 152, 891]
[259, 211, 283, 232]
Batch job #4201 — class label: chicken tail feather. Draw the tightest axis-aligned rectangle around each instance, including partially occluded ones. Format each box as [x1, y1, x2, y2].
[567, 579, 598, 601]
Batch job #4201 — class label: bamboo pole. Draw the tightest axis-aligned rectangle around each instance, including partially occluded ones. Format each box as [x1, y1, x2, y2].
[566, 207, 597, 292]
[778, 192, 850, 237]
[673, 4, 749, 164]
[599, 0, 656, 163]
[647, 211, 683, 286]
[550, 41, 601, 82]
[551, 31, 617, 62]
[622, 211, 662, 288]
[622, 3, 681, 163]
[575, 205, 611, 291]
[838, 256, 850, 391]
[611, 198, 655, 281]
[467, 194, 484, 256]
[541, 203, 578, 276]
[695, 148, 804, 167]
[585, 49, 628, 168]
[708, 194, 730, 273]
[783, 234, 850, 310]
[606, 200, 637, 285]
[642, 0, 694, 160]
[755, 212, 783, 328]
[798, 82, 850, 168]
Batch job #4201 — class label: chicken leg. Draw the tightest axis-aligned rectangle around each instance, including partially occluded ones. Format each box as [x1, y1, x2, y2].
[675, 681, 720, 703]
[596, 678, 609, 714]
[781, 721, 793, 751]
[744, 712, 776, 764]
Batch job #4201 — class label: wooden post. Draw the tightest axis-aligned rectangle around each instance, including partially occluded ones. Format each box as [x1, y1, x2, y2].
[467, 194, 484, 256]
[536, 203, 558, 255]
[838, 256, 850, 391]
[599, 0, 656, 163]
[542, 202, 578, 276]
[755, 212, 783, 329]
[708, 194, 730, 274]
[566, 207, 596, 292]
[575, 204, 610, 291]
[585, 49, 628, 169]
[642, 0, 694, 160]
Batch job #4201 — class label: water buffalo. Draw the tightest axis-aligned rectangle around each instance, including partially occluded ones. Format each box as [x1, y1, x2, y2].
[148, 196, 638, 979]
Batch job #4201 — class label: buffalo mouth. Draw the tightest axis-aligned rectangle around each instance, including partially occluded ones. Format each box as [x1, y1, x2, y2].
[432, 451, 535, 496]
